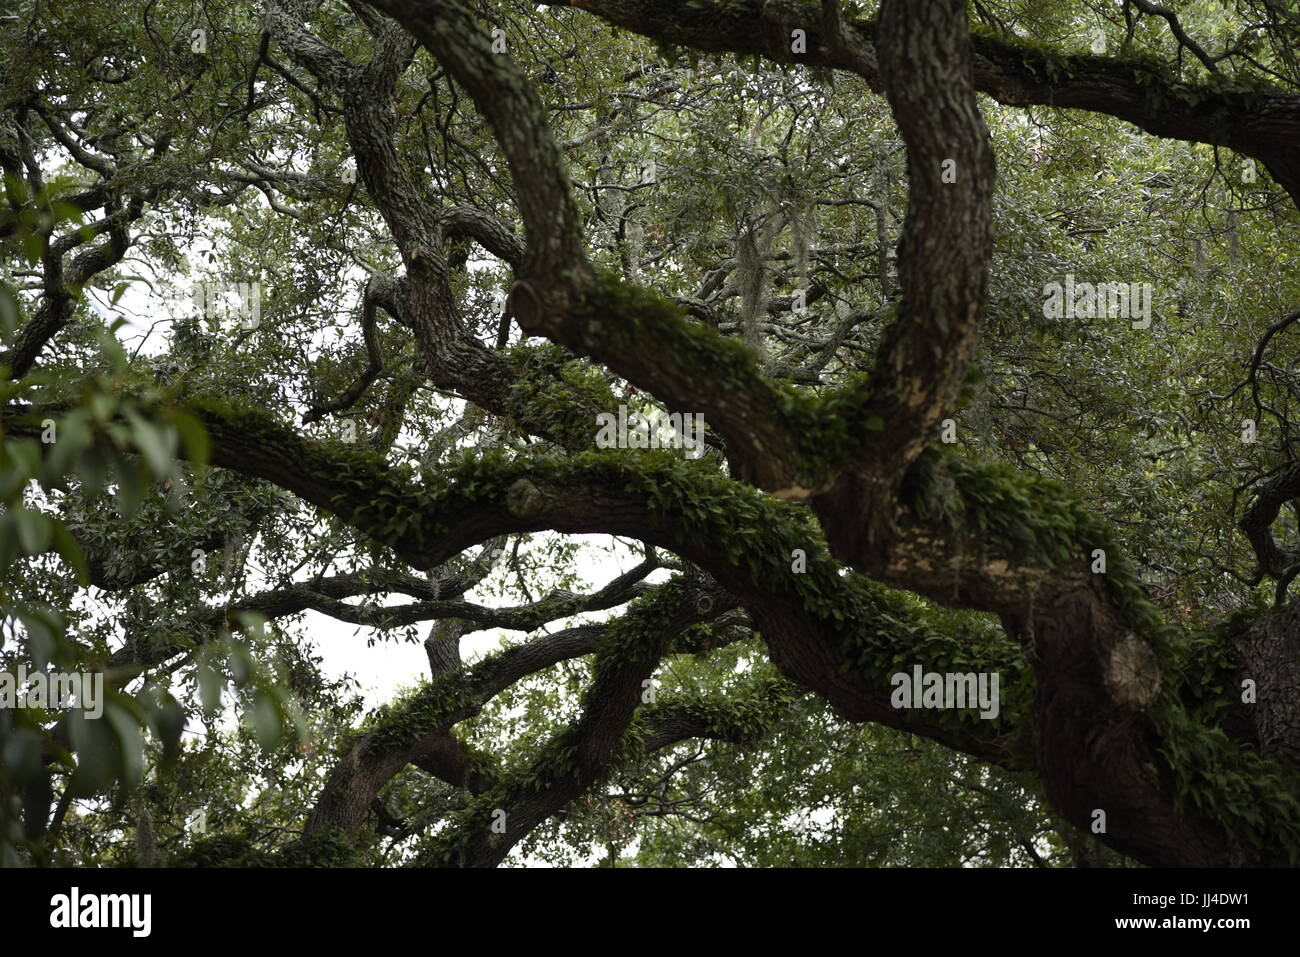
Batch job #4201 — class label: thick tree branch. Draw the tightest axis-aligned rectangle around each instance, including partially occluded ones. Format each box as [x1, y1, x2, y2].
[539, 0, 1300, 204]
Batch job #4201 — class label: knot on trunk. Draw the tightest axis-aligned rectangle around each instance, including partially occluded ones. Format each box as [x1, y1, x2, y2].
[1104, 633, 1161, 709]
[506, 280, 544, 332]
[505, 478, 546, 519]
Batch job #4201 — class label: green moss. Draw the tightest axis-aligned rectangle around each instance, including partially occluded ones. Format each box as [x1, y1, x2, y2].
[571, 269, 766, 389]
[668, 676, 795, 742]
[565, 270, 898, 488]
[899, 448, 1176, 655]
[967, 22, 1284, 107]
[900, 447, 1300, 861]
[170, 827, 359, 867]
[1151, 700, 1300, 864]
[364, 667, 486, 753]
[501, 342, 618, 450]
[277, 827, 360, 867]
[170, 833, 263, 868]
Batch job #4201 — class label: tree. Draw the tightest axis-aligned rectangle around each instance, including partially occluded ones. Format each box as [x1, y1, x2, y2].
[2, 0, 1300, 867]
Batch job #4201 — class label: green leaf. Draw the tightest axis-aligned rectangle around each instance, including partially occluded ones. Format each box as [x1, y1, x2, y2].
[110, 447, 144, 518]
[17, 606, 64, 669]
[249, 691, 284, 751]
[104, 699, 145, 788]
[196, 654, 225, 716]
[0, 514, 18, 576]
[12, 507, 51, 556]
[171, 408, 210, 467]
[0, 283, 21, 338]
[146, 688, 186, 764]
[67, 710, 119, 798]
[49, 522, 90, 586]
[125, 408, 177, 478]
